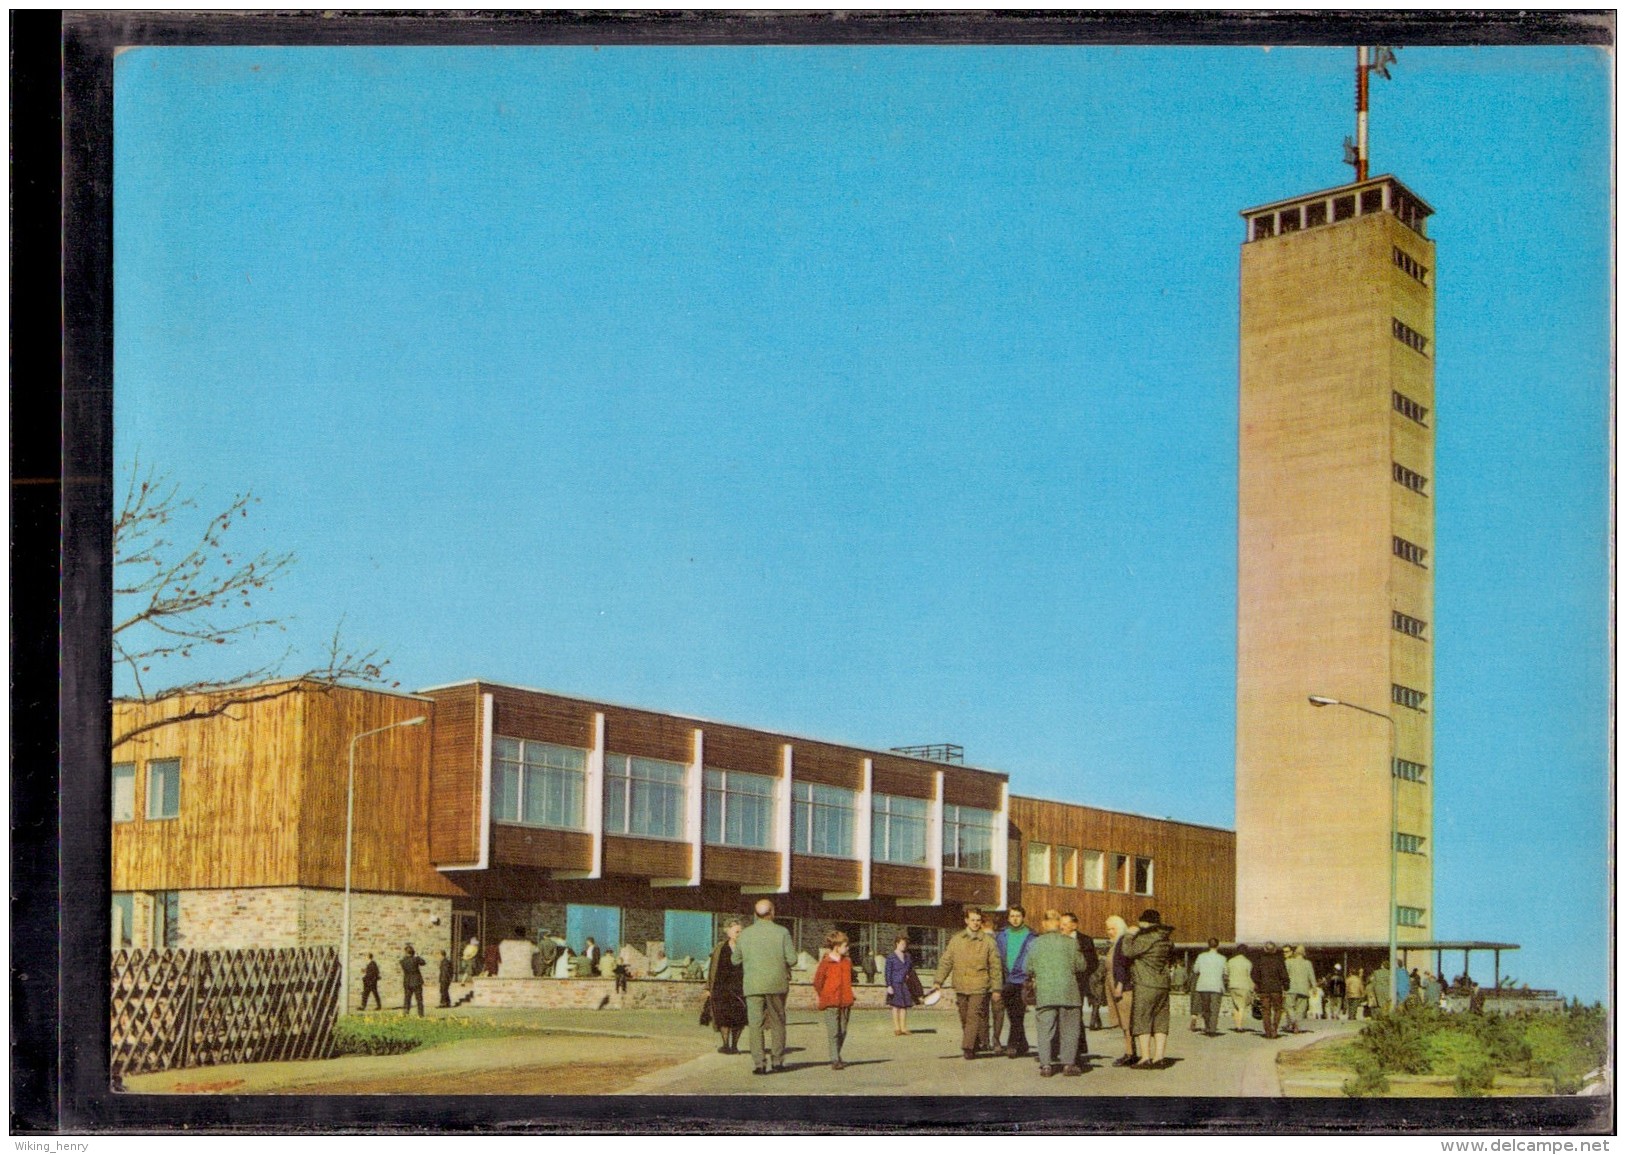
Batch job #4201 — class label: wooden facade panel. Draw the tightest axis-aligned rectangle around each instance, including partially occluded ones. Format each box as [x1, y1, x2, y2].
[603, 708, 696, 764]
[425, 685, 481, 867]
[491, 824, 594, 872]
[112, 684, 463, 898]
[870, 756, 936, 800]
[490, 687, 595, 750]
[701, 725, 784, 776]
[942, 870, 999, 908]
[871, 862, 933, 901]
[942, 770, 1004, 812]
[701, 845, 780, 886]
[603, 835, 691, 879]
[113, 686, 309, 891]
[788, 741, 865, 790]
[790, 854, 861, 893]
[1009, 795, 1235, 942]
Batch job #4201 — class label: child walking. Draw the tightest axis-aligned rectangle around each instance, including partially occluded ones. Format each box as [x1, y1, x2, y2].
[813, 930, 856, 1071]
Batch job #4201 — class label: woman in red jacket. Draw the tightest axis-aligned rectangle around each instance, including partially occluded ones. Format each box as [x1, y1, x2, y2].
[813, 930, 856, 1071]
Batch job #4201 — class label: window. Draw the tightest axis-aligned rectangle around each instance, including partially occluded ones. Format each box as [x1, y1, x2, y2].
[146, 758, 180, 820]
[663, 910, 714, 964]
[1278, 206, 1301, 234]
[1392, 683, 1428, 712]
[1395, 833, 1426, 855]
[703, 768, 775, 849]
[603, 753, 686, 840]
[905, 926, 948, 972]
[1392, 462, 1429, 496]
[492, 738, 586, 829]
[1054, 845, 1079, 888]
[871, 794, 928, 865]
[154, 890, 180, 949]
[566, 903, 621, 954]
[1396, 906, 1427, 928]
[1392, 610, 1429, 640]
[112, 763, 135, 823]
[112, 893, 134, 949]
[1392, 390, 1429, 426]
[1250, 215, 1275, 241]
[1110, 853, 1131, 892]
[1393, 758, 1428, 783]
[942, 805, 996, 872]
[1026, 842, 1052, 885]
[1080, 849, 1105, 890]
[1304, 200, 1328, 228]
[792, 781, 856, 858]
[1392, 246, 1429, 285]
[1360, 187, 1384, 214]
[1333, 194, 1357, 221]
[1392, 317, 1430, 356]
[1133, 856, 1155, 897]
[1393, 536, 1429, 568]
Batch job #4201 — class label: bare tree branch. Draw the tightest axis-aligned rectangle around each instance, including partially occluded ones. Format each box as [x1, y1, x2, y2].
[112, 461, 396, 750]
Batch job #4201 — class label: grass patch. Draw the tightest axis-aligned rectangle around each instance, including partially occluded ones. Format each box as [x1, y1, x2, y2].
[331, 1014, 530, 1056]
[1335, 1002, 1605, 1098]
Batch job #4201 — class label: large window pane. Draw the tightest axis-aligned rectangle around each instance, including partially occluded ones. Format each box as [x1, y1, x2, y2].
[495, 738, 586, 829]
[873, 794, 928, 865]
[112, 763, 135, 823]
[147, 759, 180, 819]
[1081, 849, 1105, 890]
[605, 754, 687, 840]
[704, 768, 774, 849]
[792, 781, 855, 857]
[943, 805, 995, 872]
[1026, 842, 1052, 885]
[664, 910, 713, 964]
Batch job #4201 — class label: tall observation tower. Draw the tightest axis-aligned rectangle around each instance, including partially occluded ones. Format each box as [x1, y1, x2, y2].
[1235, 49, 1435, 946]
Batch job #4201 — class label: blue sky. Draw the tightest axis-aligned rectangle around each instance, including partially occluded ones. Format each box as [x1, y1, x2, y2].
[113, 45, 1611, 1002]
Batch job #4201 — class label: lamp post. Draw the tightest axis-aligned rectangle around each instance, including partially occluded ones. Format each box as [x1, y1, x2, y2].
[1308, 695, 1399, 1009]
[342, 715, 427, 1012]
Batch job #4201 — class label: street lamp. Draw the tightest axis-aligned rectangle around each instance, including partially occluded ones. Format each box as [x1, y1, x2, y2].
[1308, 695, 1399, 1009]
[342, 715, 428, 1012]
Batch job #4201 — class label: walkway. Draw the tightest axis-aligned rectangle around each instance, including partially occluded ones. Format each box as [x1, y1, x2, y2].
[625, 1013, 1355, 1096]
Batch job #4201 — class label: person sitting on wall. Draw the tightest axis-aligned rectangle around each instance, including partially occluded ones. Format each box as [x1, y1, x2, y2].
[498, 926, 538, 978]
[581, 936, 604, 970]
[460, 937, 480, 983]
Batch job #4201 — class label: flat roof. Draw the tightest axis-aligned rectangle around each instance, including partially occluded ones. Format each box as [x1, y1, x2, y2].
[415, 677, 1010, 780]
[1239, 173, 1435, 218]
[1009, 791, 1233, 837]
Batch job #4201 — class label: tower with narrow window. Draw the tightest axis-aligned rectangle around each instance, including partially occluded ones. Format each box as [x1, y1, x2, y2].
[1234, 174, 1435, 944]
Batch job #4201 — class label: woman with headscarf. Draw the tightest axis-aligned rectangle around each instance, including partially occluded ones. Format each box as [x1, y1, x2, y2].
[705, 917, 748, 1053]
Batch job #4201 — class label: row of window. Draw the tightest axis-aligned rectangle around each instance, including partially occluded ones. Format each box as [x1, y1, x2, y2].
[1392, 390, 1429, 427]
[111, 891, 179, 950]
[1392, 317, 1430, 357]
[1021, 842, 1154, 897]
[1395, 833, 1427, 855]
[1392, 246, 1429, 285]
[1392, 461, 1429, 496]
[1393, 758, 1428, 783]
[1397, 906, 1427, 928]
[494, 738, 999, 870]
[1392, 610, 1428, 640]
[1392, 536, 1428, 568]
[1392, 683, 1429, 712]
[1247, 187, 1385, 242]
[112, 759, 180, 822]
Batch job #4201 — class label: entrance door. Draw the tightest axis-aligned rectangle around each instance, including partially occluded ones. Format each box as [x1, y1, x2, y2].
[453, 912, 480, 966]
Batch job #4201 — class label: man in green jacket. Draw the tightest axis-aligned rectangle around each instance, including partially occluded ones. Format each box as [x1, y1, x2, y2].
[732, 898, 799, 1075]
[1028, 911, 1093, 1077]
[931, 907, 1004, 1060]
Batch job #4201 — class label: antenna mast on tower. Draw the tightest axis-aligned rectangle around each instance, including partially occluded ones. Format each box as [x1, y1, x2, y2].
[1344, 46, 1397, 182]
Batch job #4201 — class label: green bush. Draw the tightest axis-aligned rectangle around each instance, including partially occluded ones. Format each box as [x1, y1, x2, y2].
[1354, 1006, 1432, 1074]
[1453, 1055, 1496, 1097]
[1342, 1051, 1390, 1097]
[331, 1014, 509, 1057]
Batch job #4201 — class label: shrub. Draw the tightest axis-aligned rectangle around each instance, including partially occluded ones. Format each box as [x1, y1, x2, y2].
[1342, 1051, 1390, 1097]
[1354, 1006, 1432, 1074]
[330, 1014, 509, 1057]
[1453, 1055, 1496, 1097]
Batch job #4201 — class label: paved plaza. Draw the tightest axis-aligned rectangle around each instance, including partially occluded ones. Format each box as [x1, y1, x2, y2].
[121, 1007, 1355, 1097]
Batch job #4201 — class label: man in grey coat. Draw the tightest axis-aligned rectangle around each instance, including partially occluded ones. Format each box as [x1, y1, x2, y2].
[733, 898, 798, 1075]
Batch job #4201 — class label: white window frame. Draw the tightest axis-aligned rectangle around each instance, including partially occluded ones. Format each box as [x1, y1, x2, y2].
[703, 767, 776, 849]
[603, 752, 688, 841]
[1026, 841, 1052, 885]
[1133, 855, 1155, 897]
[1080, 848, 1105, 891]
[1055, 844, 1078, 888]
[871, 793, 929, 866]
[491, 736, 588, 830]
[791, 780, 857, 859]
[941, 804, 996, 873]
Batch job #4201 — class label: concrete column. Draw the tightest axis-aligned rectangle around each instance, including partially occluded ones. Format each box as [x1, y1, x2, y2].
[928, 770, 945, 907]
[855, 759, 874, 901]
[775, 745, 793, 892]
[992, 780, 1010, 910]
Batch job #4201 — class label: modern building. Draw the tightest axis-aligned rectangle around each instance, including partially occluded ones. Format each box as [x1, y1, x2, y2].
[1235, 175, 1436, 944]
[111, 679, 1235, 1005]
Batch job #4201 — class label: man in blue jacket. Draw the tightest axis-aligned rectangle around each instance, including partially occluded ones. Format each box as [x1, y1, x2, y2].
[993, 905, 1037, 1058]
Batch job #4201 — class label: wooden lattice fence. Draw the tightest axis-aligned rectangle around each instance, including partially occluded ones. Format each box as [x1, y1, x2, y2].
[110, 946, 341, 1077]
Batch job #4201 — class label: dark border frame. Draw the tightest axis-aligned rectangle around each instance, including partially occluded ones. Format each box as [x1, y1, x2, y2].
[33, 8, 1613, 1135]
